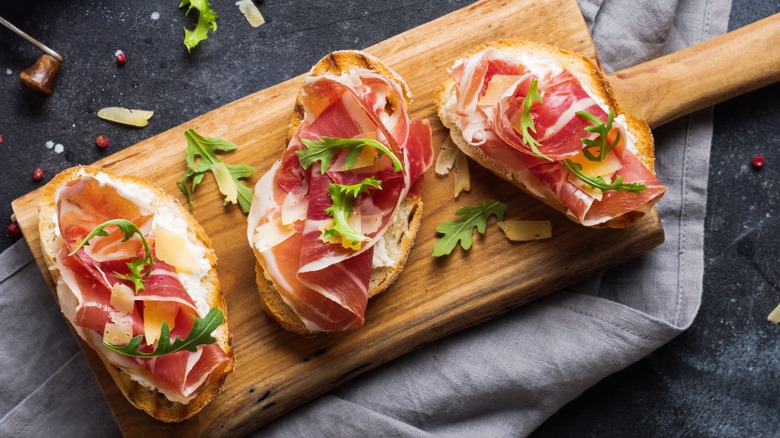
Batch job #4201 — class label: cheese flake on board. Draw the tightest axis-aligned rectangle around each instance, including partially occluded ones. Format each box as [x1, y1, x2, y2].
[498, 220, 552, 241]
[453, 150, 471, 198]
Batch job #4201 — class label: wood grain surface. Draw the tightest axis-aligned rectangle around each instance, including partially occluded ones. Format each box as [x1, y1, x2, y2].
[11, 0, 667, 435]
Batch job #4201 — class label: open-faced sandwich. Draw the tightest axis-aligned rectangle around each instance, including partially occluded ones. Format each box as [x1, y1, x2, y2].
[39, 166, 233, 422]
[248, 50, 433, 335]
[437, 40, 667, 228]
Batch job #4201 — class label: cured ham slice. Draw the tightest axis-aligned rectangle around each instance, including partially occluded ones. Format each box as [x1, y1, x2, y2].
[250, 62, 433, 333]
[54, 173, 229, 404]
[442, 43, 667, 227]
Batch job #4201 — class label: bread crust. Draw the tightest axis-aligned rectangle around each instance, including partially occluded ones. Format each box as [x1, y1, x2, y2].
[255, 51, 424, 336]
[436, 40, 657, 228]
[38, 165, 234, 422]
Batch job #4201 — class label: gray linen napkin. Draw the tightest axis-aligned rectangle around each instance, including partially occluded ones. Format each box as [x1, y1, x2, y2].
[0, 0, 731, 436]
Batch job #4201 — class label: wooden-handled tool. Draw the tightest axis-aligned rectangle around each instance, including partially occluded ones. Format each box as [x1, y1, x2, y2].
[608, 12, 780, 129]
[0, 16, 63, 95]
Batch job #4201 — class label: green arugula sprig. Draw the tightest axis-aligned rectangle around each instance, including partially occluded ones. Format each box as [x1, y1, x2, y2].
[178, 128, 255, 213]
[562, 160, 646, 194]
[103, 307, 224, 358]
[432, 200, 506, 257]
[179, 0, 218, 53]
[518, 79, 552, 161]
[577, 108, 621, 162]
[564, 108, 646, 194]
[297, 136, 403, 175]
[324, 177, 382, 247]
[69, 219, 153, 293]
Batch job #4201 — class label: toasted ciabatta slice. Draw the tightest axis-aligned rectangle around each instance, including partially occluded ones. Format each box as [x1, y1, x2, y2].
[39, 165, 233, 422]
[248, 50, 432, 336]
[437, 40, 667, 228]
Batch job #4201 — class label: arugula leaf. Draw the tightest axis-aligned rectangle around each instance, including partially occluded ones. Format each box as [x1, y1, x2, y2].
[227, 163, 255, 213]
[562, 160, 646, 194]
[323, 177, 382, 247]
[297, 137, 403, 175]
[179, 0, 218, 53]
[115, 258, 148, 293]
[103, 307, 224, 357]
[432, 200, 506, 257]
[518, 79, 552, 161]
[178, 128, 255, 214]
[577, 108, 621, 162]
[69, 219, 153, 293]
[177, 180, 194, 211]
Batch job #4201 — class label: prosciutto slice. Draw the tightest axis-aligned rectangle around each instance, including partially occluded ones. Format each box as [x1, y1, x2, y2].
[54, 174, 229, 404]
[249, 68, 433, 332]
[448, 47, 666, 225]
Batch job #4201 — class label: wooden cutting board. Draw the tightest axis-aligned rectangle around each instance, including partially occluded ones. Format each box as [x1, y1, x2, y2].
[10, 0, 780, 435]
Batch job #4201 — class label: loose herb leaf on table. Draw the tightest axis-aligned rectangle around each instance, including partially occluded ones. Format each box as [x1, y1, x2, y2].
[432, 200, 506, 257]
[178, 128, 255, 213]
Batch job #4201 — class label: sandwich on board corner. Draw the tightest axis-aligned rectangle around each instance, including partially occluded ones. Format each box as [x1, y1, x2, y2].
[436, 40, 667, 228]
[39, 165, 234, 422]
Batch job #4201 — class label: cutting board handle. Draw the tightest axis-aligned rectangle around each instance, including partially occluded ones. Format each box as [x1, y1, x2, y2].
[607, 12, 780, 128]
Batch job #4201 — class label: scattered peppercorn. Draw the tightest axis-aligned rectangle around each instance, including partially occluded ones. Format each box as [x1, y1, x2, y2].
[115, 50, 127, 66]
[32, 167, 44, 182]
[0, 134, 4, 143]
[96, 135, 110, 148]
[8, 222, 20, 237]
[752, 154, 765, 169]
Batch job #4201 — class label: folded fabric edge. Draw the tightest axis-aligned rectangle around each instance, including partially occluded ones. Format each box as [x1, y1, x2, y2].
[0, 241, 34, 283]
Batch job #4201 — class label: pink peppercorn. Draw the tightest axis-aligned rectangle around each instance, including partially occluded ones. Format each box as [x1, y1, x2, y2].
[115, 50, 127, 66]
[32, 167, 44, 182]
[8, 222, 20, 237]
[95, 135, 110, 148]
[752, 154, 765, 169]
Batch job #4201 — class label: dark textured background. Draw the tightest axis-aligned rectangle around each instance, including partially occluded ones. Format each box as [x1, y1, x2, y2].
[1, 0, 778, 435]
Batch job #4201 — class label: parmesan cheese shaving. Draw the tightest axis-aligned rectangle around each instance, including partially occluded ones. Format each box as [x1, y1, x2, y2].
[436, 136, 460, 175]
[281, 194, 307, 226]
[103, 312, 134, 347]
[109, 283, 135, 314]
[143, 301, 178, 346]
[97, 107, 154, 127]
[568, 150, 623, 177]
[361, 213, 383, 236]
[454, 151, 471, 198]
[498, 220, 552, 241]
[154, 223, 200, 272]
[253, 220, 296, 252]
[236, 0, 265, 27]
[330, 145, 378, 171]
[768, 303, 780, 323]
[350, 146, 379, 169]
[212, 161, 238, 204]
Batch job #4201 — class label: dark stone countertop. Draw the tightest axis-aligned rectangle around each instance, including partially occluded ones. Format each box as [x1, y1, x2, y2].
[1, 0, 777, 435]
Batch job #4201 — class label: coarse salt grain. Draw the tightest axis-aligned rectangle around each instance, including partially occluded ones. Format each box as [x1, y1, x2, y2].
[151, 12, 160, 20]
[54, 144, 64, 153]
[5, 69, 11, 75]
[45, 140, 54, 149]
